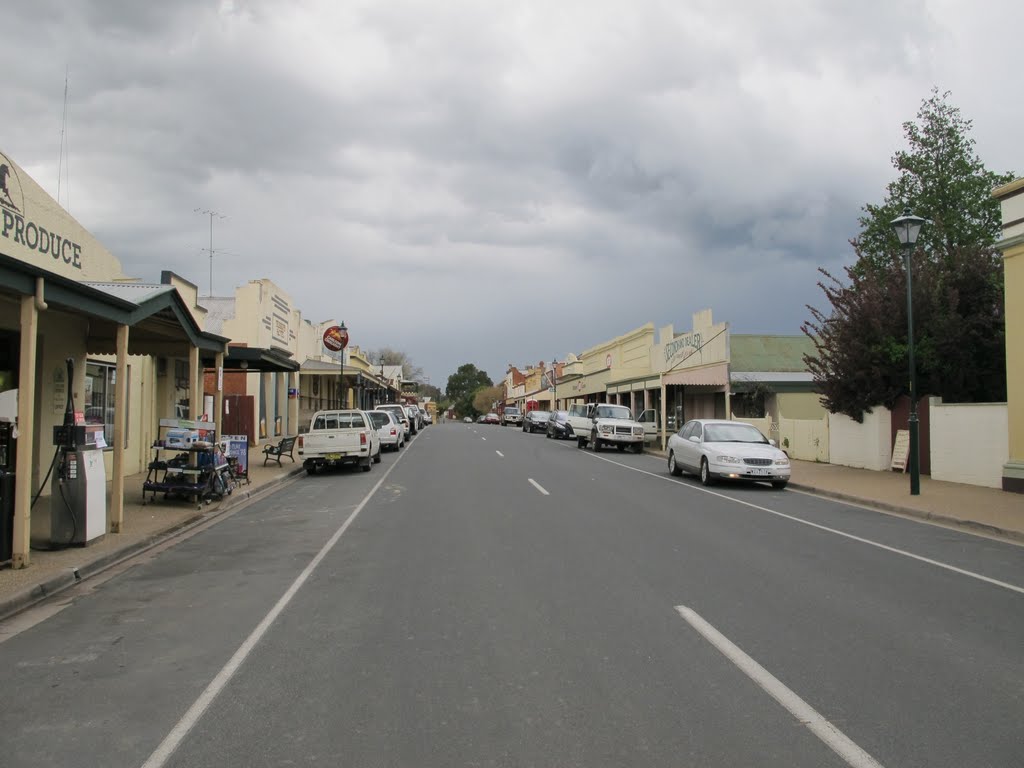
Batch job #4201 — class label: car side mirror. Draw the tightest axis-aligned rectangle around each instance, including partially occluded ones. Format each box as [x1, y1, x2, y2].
[768, 438, 777, 447]
[688, 435, 700, 443]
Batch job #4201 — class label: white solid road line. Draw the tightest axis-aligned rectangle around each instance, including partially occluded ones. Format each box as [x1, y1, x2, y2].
[496, 451, 504, 458]
[140, 443, 412, 768]
[580, 450, 1024, 596]
[675, 605, 886, 768]
[528, 478, 550, 496]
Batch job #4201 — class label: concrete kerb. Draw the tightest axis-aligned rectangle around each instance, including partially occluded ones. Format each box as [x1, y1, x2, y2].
[0, 465, 305, 623]
[642, 446, 1024, 545]
[785, 481, 1024, 544]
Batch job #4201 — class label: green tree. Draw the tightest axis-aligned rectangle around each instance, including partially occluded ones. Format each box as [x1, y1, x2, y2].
[445, 364, 493, 418]
[804, 89, 1011, 419]
[472, 385, 503, 415]
[855, 88, 1014, 275]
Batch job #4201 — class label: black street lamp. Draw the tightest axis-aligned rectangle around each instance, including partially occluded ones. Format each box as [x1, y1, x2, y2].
[891, 209, 926, 495]
[338, 320, 348, 409]
[379, 355, 387, 403]
[551, 359, 558, 411]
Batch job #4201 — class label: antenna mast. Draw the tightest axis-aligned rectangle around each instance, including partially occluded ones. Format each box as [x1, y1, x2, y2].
[193, 209, 227, 296]
[57, 66, 69, 209]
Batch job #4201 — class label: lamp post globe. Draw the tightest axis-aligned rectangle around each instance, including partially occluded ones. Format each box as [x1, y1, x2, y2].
[890, 209, 926, 495]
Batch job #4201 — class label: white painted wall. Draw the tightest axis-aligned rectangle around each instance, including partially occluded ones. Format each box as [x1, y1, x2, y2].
[828, 408, 892, 470]
[732, 413, 829, 462]
[929, 398, 1008, 488]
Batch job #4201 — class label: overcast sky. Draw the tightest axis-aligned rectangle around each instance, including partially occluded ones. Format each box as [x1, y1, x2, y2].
[3, 0, 1019, 387]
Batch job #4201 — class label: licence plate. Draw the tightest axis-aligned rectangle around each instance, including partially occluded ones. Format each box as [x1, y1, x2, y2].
[325, 453, 342, 460]
[747, 467, 772, 476]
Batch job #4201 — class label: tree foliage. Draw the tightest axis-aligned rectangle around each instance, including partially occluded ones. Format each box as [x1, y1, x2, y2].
[855, 89, 1013, 274]
[472, 386, 504, 415]
[367, 347, 424, 383]
[803, 244, 1005, 420]
[804, 89, 1011, 418]
[445, 363, 493, 418]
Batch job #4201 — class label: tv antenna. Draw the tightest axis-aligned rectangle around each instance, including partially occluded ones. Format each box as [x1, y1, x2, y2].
[193, 208, 227, 296]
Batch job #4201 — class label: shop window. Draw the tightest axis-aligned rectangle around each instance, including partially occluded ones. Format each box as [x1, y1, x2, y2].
[85, 361, 130, 448]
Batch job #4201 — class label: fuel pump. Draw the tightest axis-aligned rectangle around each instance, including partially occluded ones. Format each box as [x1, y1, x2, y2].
[37, 358, 106, 548]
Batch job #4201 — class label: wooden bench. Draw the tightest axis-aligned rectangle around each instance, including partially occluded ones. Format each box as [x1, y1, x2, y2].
[262, 436, 297, 466]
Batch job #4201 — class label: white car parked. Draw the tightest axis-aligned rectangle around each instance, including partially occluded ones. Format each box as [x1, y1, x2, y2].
[375, 404, 411, 437]
[367, 409, 404, 452]
[667, 419, 790, 489]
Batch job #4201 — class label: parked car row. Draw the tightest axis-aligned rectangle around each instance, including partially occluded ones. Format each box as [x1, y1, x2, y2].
[515, 407, 791, 490]
[297, 402, 431, 475]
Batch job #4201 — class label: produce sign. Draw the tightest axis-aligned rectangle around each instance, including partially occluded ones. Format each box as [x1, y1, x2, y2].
[322, 325, 349, 352]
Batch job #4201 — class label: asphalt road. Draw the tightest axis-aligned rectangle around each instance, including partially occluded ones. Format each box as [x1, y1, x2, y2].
[1, 422, 1021, 767]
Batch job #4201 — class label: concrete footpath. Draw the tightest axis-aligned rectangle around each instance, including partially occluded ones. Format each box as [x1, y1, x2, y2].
[2, 450, 1022, 621]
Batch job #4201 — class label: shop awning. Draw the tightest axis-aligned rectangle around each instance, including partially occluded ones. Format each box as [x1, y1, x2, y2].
[207, 345, 300, 373]
[662, 363, 729, 387]
[0, 256, 229, 356]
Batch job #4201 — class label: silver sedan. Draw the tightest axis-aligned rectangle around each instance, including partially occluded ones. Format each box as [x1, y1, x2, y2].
[667, 419, 790, 489]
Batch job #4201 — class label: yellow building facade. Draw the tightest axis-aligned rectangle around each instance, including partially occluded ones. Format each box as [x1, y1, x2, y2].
[995, 178, 1024, 493]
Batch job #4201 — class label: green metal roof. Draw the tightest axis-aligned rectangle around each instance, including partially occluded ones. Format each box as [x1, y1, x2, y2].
[730, 334, 815, 373]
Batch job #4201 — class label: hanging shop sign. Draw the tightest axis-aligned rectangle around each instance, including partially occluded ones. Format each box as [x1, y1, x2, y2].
[322, 325, 349, 353]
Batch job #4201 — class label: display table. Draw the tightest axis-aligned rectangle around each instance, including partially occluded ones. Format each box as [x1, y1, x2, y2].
[142, 445, 231, 508]
[143, 418, 234, 508]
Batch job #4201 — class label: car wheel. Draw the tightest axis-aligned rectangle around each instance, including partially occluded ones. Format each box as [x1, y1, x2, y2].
[373, 449, 382, 464]
[591, 431, 601, 452]
[577, 437, 586, 449]
[361, 458, 372, 472]
[668, 452, 682, 476]
[700, 458, 714, 486]
[306, 463, 318, 476]
[616, 444, 625, 452]
[771, 480, 788, 490]
[633, 444, 644, 454]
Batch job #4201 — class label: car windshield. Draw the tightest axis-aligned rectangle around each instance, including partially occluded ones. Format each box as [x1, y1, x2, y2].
[703, 423, 769, 444]
[530, 411, 550, 420]
[594, 405, 632, 420]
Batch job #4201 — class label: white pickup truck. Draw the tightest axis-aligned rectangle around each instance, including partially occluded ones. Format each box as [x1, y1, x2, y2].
[297, 409, 381, 475]
[568, 402, 646, 453]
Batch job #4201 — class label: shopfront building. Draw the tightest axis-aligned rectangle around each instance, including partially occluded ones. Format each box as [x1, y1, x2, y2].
[0, 150, 227, 568]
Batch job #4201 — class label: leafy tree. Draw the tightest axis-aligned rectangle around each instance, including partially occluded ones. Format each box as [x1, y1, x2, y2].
[446, 364, 493, 418]
[855, 88, 1014, 274]
[804, 89, 1011, 418]
[803, 244, 1005, 420]
[472, 386, 503, 415]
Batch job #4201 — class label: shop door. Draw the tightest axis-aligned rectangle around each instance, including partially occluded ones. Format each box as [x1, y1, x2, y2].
[223, 394, 256, 445]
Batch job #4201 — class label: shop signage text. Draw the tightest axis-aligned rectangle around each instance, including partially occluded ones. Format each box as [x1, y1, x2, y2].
[1, 155, 84, 270]
[664, 331, 703, 365]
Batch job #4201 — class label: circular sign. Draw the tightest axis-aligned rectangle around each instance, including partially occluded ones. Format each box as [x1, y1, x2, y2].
[323, 325, 349, 352]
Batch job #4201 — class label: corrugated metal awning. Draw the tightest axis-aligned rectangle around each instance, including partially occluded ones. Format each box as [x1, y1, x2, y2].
[662, 363, 729, 387]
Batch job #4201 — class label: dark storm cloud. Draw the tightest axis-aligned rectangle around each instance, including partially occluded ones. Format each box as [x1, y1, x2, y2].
[0, 0, 1018, 384]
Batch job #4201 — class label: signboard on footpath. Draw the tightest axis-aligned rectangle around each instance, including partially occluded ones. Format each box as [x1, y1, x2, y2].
[221, 434, 249, 478]
[891, 429, 910, 472]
